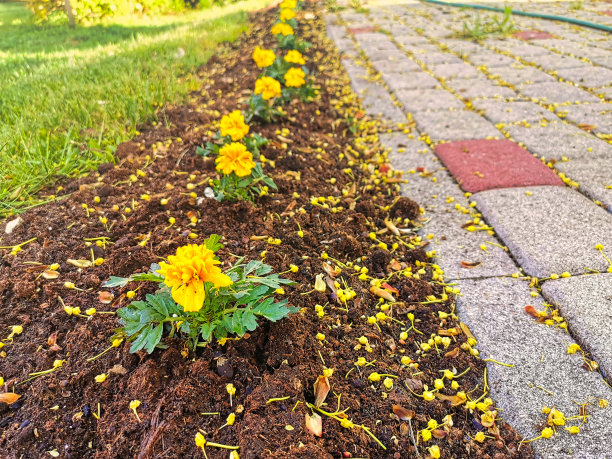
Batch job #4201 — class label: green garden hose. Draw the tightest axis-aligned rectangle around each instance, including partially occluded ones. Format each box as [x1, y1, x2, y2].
[421, 0, 612, 33]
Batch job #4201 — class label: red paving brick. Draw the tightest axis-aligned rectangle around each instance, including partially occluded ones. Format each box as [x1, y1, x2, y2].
[512, 30, 555, 40]
[434, 139, 564, 193]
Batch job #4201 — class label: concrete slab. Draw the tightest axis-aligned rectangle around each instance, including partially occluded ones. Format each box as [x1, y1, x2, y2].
[472, 186, 612, 277]
[488, 65, 556, 86]
[457, 276, 612, 459]
[446, 77, 517, 100]
[413, 110, 502, 142]
[471, 99, 552, 124]
[555, 103, 612, 136]
[381, 71, 441, 91]
[555, 159, 612, 213]
[519, 81, 601, 104]
[435, 139, 564, 193]
[542, 274, 612, 383]
[504, 122, 612, 161]
[467, 53, 517, 68]
[554, 66, 612, 89]
[428, 62, 480, 80]
[394, 88, 464, 112]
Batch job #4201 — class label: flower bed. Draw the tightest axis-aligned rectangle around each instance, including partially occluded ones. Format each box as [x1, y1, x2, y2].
[0, 3, 531, 458]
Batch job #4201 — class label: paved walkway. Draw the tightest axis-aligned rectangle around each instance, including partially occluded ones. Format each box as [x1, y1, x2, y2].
[326, 2, 612, 457]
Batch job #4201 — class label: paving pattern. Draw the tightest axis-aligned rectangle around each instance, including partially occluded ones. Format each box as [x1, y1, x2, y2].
[326, 2, 612, 457]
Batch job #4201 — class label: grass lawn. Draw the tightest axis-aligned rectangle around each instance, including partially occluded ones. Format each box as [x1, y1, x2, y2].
[0, 0, 270, 217]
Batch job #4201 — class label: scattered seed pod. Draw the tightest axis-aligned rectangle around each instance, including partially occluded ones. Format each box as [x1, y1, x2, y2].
[42, 269, 60, 280]
[67, 259, 92, 268]
[99, 291, 114, 304]
[0, 393, 21, 404]
[370, 286, 395, 302]
[392, 404, 414, 421]
[313, 375, 331, 408]
[305, 412, 322, 437]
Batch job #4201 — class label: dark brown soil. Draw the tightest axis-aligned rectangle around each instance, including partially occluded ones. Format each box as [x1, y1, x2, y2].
[0, 5, 532, 459]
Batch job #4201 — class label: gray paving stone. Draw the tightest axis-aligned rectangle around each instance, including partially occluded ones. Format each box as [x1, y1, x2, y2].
[358, 83, 407, 125]
[520, 81, 601, 104]
[428, 62, 480, 80]
[382, 71, 441, 91]
[471, 99, 552, 124]
[555, 66, 612, 89]
[445, 77, 516, 100]
[370, 58, 421, 74]
[413, 109, 502, 142]
[530, 53, 587, 71]
[380, 133, 517, 279]
[555, 103, 612, 135]
[394, 88, 464, 112]
[555, 159, 612, 213]
[488, 65, 556, 86]
[472, 186, 612, 277]
[457, 276, 612, 459]
[504, 122, 612, 161]
[498, 43, 550, 57]
[439, 39, 485, 56]
[467, 53, 517, 68]
[394, 34, 430, 47]
[595, 86, 612, 101]
[589, 55, 612, 70]
[542, 274, 612, 383]
[414, 52, 463, 66]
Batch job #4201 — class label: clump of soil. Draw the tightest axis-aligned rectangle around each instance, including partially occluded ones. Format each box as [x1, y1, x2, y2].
[0, 5, 531, 459]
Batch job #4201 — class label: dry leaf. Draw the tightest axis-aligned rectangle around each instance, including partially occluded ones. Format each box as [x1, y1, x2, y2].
[370, 286, 395, 302]
[524, 305, 541, 319]
[67, 259, 92, 268]
[459, 322, 476, 343]
[384, 219, 400, 236]
[48, 332, 58, 347]
[392, 404, 414, 420]
[438, 328, 461, 336]
[460, 261, 482, 269]
[381, 282, 398, 294]
[305, 412, 322, 437]
[0, 393, 21, 404]
[249, 235, 268, 241]
[404, 378, 423, 392]
[436, 393, 466, 406]
[42, 269, 60, 280]
[432, 429, 448, 439]
[99, 291, 114, 304]
[445, 347, 460, 358]
[313, 375, 331, 408]
[578, 123, 597, 132]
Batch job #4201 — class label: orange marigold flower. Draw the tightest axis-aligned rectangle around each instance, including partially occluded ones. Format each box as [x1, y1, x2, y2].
[280, 8, 296, 21]
[252, 46, 276, 68]
[219, 110, 249, 141]
[157, 244, 232, 312]
[254, 76, 281, 100]
[271, 22, 294, 36]
[284, 50, 305, 65]
[216, 142, 255, 177]
[284, 67, 305, 87]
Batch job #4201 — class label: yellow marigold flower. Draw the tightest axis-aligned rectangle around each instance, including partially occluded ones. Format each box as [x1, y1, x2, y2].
[428, 445, 440, 459]
[280, 8, 296, 21]
[421, 429, 432, 442]
[252, 46, 276, 68]
[284, 50, 305, 65]
[271, 22, 293, 36]
[254, 76, 281, 100]
[157, 244, 233, 312]
[219, 110, 249, 141]
[284, 67, 305, 88]
[280, 0, 296, 8]
[216, 143, 255, 177]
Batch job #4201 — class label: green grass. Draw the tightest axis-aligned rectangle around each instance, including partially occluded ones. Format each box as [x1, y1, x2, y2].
[0, 0, 270, 217]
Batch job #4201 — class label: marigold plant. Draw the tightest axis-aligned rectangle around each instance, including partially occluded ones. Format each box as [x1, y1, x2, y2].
[254, 76, 282, 100]
[216, 142, 255, 177]
[252, 46, 276, 69]
[285, 50, 306, 65]
[219, 110, 250, 141]
[284, 67, 305, 87]
[108, 235, 296, 353]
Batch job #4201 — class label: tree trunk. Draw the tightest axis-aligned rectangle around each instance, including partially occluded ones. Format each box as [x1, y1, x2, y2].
[64, 0, 75, 28]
